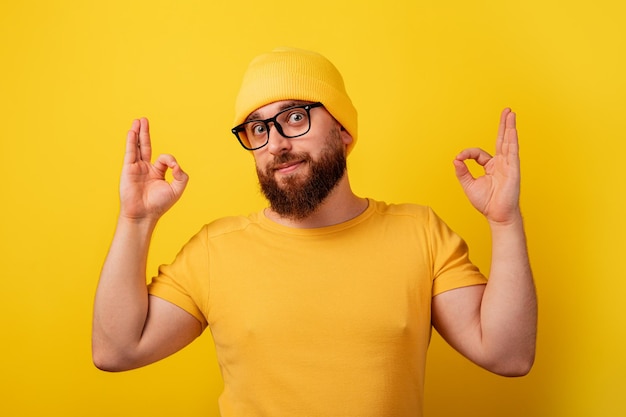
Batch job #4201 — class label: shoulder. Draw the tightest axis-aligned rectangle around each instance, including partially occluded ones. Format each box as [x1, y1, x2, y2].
[367, 200, 456, 240]
[199, 211, 264, 240]
[369, 199, 434, 221]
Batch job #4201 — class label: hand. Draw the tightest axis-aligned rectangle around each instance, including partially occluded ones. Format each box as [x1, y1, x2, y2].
[453, 108, 521, 225]
[119, 118, 189, 221]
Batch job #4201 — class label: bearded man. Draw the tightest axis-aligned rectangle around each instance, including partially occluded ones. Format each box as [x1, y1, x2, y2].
[92, 48, 537, 417]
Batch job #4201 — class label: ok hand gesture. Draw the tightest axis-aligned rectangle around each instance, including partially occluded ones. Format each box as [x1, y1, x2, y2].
[453, 108, 521, 225]
[119, 118, 189, 222]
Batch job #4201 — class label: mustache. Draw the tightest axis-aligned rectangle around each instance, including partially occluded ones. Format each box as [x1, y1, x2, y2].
[266, 152, 311, 172]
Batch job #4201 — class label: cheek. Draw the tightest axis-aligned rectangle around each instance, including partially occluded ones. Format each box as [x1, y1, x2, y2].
[253, 159, 266, 177]
[252, 152, 266, 167]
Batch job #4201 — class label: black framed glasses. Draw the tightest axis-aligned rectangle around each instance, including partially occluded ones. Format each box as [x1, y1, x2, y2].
[231, 102, 324, 151]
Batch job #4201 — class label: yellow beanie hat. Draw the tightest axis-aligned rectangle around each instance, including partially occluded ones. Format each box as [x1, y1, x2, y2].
[234, 47, 358, 153]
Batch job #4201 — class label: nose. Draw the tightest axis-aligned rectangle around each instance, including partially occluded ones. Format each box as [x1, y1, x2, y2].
[266, 123, 292, 155]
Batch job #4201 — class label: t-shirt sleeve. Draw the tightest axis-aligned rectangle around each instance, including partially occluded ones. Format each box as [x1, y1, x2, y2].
[427, 208, 487, 296]
[148, 226, 210, 330]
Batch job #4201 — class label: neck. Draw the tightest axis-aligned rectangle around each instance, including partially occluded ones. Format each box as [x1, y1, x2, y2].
[264, 176, 368, 229]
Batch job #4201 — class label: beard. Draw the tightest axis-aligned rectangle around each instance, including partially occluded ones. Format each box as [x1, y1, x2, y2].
[256, 127, 347, 220]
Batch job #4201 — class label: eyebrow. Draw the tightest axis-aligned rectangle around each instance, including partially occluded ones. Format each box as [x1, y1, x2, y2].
[245, 100, 312, 122]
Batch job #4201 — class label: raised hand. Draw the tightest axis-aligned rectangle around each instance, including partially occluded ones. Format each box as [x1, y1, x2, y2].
[119, 118, 189, 221]
[453, 108, 521, 225]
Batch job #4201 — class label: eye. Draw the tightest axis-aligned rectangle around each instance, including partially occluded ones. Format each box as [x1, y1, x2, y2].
[287, 110, 306, 124]
[248, 123, 267, 137]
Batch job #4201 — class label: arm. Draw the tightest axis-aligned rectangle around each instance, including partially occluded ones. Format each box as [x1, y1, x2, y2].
[431, 109, 537, 376]
[92, 118, 201, 372]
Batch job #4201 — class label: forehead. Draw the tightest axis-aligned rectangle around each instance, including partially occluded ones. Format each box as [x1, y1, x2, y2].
[245, 100, 313, 122]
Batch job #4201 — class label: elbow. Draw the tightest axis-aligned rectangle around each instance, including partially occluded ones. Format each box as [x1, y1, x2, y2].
[93, 356, 120, 373]
[481, 329, 537, 377]
[91, 340, 137, 372]
[495, 359, 534, 377]
[92, 348, 125, 372]
[93, 358, 117, 372]
[486, 350, 536, 377]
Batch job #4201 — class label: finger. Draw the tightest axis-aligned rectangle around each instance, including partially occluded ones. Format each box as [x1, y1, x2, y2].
[455, 147, 493, 167]
[138, 117, 152, 162]
[503, 111, 519, 166]
[153, 154, 189, 182]
[453, 159, 474, 188]
[154, 154, 189, 195]
[153, 153, 175, 177]
[496, 108, 512, 156]
[124, 119, 141, 165]
[170, 161, 190, 195]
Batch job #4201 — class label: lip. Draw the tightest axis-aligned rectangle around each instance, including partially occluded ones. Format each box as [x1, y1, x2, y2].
[273, 160, 303, 174]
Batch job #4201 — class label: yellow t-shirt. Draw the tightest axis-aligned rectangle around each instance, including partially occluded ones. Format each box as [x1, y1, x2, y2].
[148, 199, 486, 417]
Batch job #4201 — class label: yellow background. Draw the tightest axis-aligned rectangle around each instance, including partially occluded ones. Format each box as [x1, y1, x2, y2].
[1, 0, 624, 416]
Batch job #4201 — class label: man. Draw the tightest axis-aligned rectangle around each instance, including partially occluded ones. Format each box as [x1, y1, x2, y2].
[92, 48, 537, 416]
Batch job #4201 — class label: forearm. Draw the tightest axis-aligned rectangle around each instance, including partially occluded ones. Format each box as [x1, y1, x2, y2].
[92, 216, 157, 369]
[480, 212, 537, 375]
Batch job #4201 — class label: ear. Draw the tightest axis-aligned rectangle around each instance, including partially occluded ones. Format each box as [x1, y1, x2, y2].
[339, 126, 353, 147]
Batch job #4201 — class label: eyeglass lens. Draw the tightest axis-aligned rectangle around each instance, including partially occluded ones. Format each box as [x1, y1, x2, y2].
[238, 105, 314, 150]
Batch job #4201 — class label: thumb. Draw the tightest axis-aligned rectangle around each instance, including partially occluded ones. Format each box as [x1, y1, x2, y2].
[453, 159, 474, 189]
[168, 160, 189, 196]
